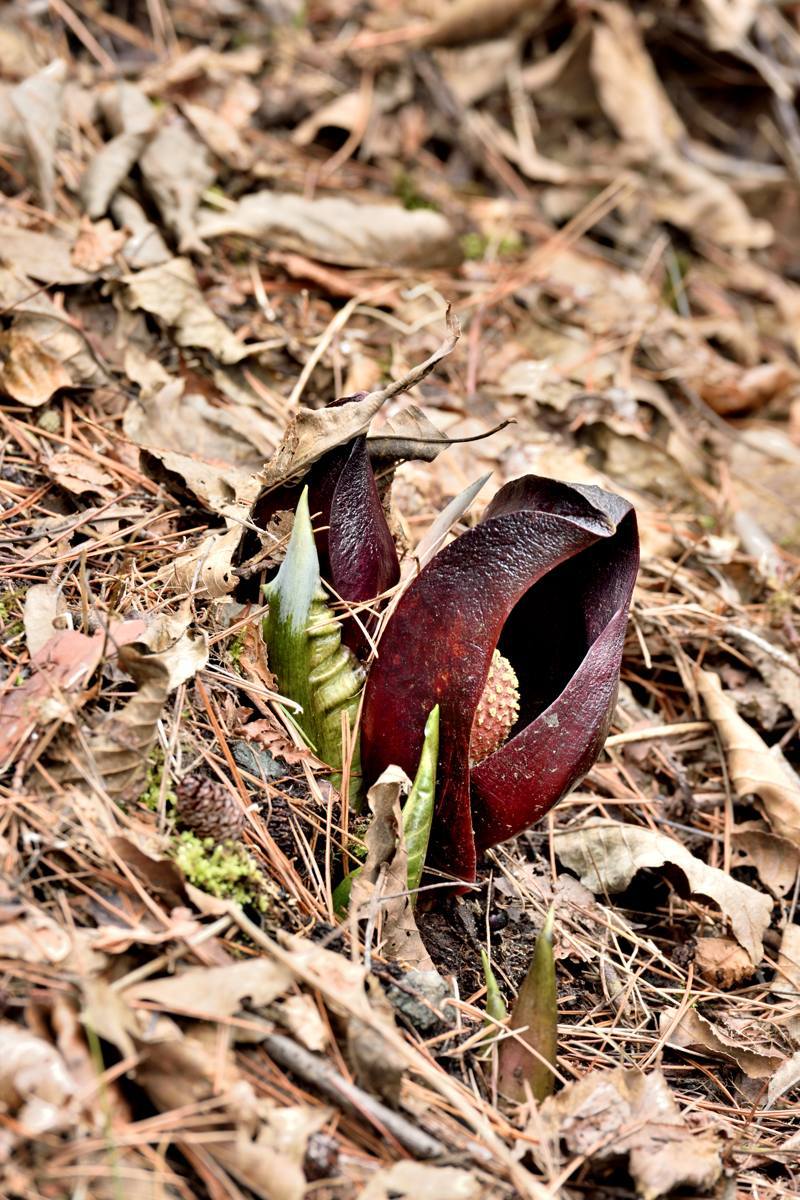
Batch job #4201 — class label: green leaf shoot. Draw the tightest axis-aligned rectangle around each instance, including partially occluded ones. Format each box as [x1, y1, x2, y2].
[497, 905, 558, 1103]
[403, 703, 439, 905]
[262, 487, 365, 784]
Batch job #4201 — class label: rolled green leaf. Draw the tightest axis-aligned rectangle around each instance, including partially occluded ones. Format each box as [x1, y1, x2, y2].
[332, 868, 355, 918]
[262, 488, 364, 784]
[497, 905, 557, 1103]
[403, 704, 439, 906]
[479, 947, 508, 1058]
[481, 948, 509, 1027]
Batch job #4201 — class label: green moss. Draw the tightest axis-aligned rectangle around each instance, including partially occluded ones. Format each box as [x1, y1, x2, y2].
[36, 408, 61, 433]
[393, 171, 439, 212]
[228, 630, 246, 672]
[172, 832, 269, 911]
[0, 587, 26, 632]
[767, 589, 795, 620]
[138, 749, 177, 813]
[460, 230, 523, 261]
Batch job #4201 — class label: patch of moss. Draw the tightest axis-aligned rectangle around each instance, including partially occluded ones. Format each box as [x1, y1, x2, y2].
[228, 630, 246, 672]
[460, 230, 523, 261]
[172, 832, 269, 911]
[767, 589, 795, 620]
[138, 749, 177, 813]
[0, 587, 26, 632]
[393, 171, 439, 212]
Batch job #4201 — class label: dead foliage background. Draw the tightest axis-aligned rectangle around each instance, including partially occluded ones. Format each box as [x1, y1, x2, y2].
[0, 1, 799, 1197]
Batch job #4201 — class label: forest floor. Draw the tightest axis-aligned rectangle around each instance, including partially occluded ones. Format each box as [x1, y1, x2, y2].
[1, 2, 799, 1198]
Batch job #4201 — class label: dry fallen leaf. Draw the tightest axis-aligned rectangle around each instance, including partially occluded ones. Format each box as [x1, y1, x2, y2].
[699, 361, 798, 417]
[109, 838, 188, 911]
[536, 1066, 722, 1200]
[134, 1021, 324, 1200]
[661, 1007, 784, 1078]
[0, 904, 73, 965]
[767, 1050, 800, 1109]
[729, 427, 800, 553]
[44, 641, 173, 801]
[776, 924, 800, 995]
[45, 451, 114, 497]
[696, 668, 800, 847]
[359, 1162, 483, 1200]
[701, 0, 760, 51]
[198, 190, 461, 269]
[259, 313, 459, 492]
[0, 1020, 77, 1134]
[165, 517, 257, 599]
[181, 99, 253, 170]
[22, 583, 65, 656]
[81, 80, 156, 218]
[350, 765, 437, 974]
[123, 257, 261, 365]
[125, 959, 293, 1019]
[422, 0, 557, 48]
[0, 226, 93, 286]
[278, 934, 406, 1106]
[589, 2, 771, 249]
[693, 936, 755, 989]
[0, 265, 109, 390]
[112, 193, 171, 267]
[0, 328, 71, 407]
[0, 619, 147, 771]
[123, 375, 277, 511]
[276, 994, 329, 1052]
[212, 1106, 330, 1200]
[136, 612, 209, 690]
[9, 58, 65, 212]
[71, 217, 127, 272]
[590, 0, 684, 154]
[139, 117, 215, 254]
[730, 821, 800, 898]
[553, 817, 772, 964]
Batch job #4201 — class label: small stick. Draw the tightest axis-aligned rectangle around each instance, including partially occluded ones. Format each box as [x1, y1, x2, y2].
[605, 721, 711, 747]
[262, 1031, 446, 1159]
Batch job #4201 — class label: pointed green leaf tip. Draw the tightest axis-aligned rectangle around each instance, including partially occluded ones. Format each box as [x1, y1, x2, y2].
[403, 704, 439, 905]
[497, 905, 557, 1103]
[481, 948, 508, 1027]
[478, 947, 508, 1058]
[262, 487, 365, 783]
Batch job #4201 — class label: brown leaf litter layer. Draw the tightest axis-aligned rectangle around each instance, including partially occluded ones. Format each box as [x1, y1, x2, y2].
[1, 2, 799, 1198]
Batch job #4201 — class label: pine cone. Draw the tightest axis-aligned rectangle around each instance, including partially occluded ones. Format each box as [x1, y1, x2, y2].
[176, 775, 244, 842]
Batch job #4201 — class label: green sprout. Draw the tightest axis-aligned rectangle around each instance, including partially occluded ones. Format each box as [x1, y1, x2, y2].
[228, 630, 246, 672]
[393, 170, 439, 212]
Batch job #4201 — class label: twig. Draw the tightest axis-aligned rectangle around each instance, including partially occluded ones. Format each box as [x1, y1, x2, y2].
[605, 721, 711, 747]
[262, 1031, 446, 1159]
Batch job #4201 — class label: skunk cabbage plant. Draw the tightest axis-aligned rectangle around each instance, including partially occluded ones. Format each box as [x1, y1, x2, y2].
[263, 453, 638, 882]
[361, 476, 638, 882]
